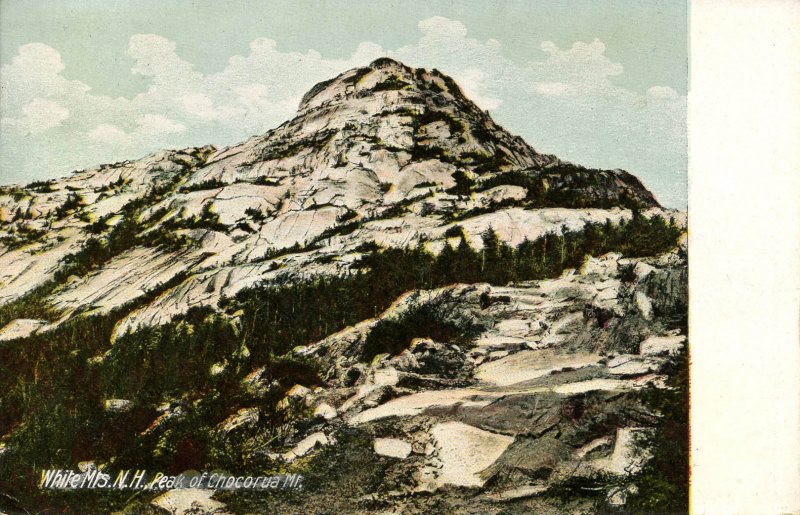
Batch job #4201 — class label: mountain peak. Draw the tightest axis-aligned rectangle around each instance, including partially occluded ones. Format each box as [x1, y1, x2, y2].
[288, 61, 657, 209]
[295, 58, 495, 120]
[290, 59, 559, 180]
[0, 59, 665, 329]
[368, 56, 409, 70]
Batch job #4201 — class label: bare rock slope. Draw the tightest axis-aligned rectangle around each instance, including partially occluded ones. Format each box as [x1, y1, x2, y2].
[0, 58, 665, 336]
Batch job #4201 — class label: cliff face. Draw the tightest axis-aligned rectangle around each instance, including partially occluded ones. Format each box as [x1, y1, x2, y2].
[0, 59, 686, 514]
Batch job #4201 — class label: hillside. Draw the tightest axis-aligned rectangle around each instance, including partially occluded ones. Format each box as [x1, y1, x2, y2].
[0, 59, 687, 514]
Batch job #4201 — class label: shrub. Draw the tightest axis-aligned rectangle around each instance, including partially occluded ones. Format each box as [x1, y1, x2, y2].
[53, 193, 85, 219]
[360, 304, 481, 361]
[443, 225, 465, 238]
[354, 241, 381, 253]
[245, 206, 266, 222]
[0, 224, 47, 250]
[169, 203, 226, 231]
[371, 75, 410, 92]
[253, 176, 281, 186]
[179, 178, 226, 192]
[337, 209, 358, 223]
[85, 214, 113, 234]
[446, 170, 476, 196]
[26, 180, 58, 193]
[342, 67, 372, 85]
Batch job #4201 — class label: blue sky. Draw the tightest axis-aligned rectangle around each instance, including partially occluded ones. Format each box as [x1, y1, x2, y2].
[0, 0, 687, 207]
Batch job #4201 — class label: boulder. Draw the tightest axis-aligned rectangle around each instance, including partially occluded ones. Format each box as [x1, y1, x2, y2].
[373, 438, 413, 459]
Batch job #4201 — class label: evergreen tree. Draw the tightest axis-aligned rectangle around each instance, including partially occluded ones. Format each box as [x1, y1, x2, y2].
[448, 170, 476, 196]
[454, 235, 481, 284]
[497, 241, 515, 284]
[481, 227, 501, 283]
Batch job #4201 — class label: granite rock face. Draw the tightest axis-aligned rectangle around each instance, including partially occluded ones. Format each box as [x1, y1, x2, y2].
[0, 59, 686, 514]
[0, 58, 669, 337]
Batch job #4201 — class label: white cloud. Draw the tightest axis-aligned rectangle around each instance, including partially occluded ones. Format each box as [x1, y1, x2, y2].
[128, 34, 197, 82]
[0, 43, 90, 115]
[532, 82, 576, 96]
[456, 69, 502, 110]
[1, 98, 69, 134]
[89, 124, 131, 146]
[418, 16, 468, 39]
[541, 39, 623, 77]
[178, 92, 219, 119]
[136, 114, 185, 135]
[15, 42, 65, 73]
[0, 17, 687, 207]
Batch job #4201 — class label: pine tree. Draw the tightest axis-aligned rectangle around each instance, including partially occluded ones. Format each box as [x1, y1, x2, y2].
[497, 241, 515, 284]
[454, 236, 481, 284]
[433, 240, 457, 285]
[481, 227, 501, 282]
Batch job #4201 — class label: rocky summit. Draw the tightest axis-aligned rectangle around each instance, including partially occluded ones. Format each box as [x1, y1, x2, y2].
[0, 59, 687, 514]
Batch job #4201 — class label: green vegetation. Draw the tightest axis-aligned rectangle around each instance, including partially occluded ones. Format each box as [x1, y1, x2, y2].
[253, 176, 281, 186]
[9, 187, 31, 201]
[336, 209, 358, 223]
[54, 213, 142, 282]
[53, 193, 86, 219]
[178, 178, 226, 192]
[315, 221, 361, 241]
[469, 150, 513, 175]
[173, 203, 226, 231]
[0, 281, 59, 330]
[361, 303, 482, 360]
[57, 169, 202, 279]
[0, 223, 48, 250]
[103, 308, 240, 404]
[543, 340, 689, 515]
[404, 110, 467, 165]
[308, 193, 442, 245]
[0, 311, 126, 511]
[94, 176, 127, 194]
[10, 207, 25, 221]
[386, 106, 419, 118]
[371, 75, 411, 92]
[475, 165, 656, 210]
[477, 169, 542, 193]
[260, 130, 336, 161]
[625, 343, 689, 513]
[414, 181, 437, 189]
[443, 224, 466, 238]
[241, 213, 681, 362]
[26, 180, 58, 193]
[415, 110, 465, 136]
[409, 143, 450, 162]
[334, 152, 349, 167]
[246, 241, 322, 265]
[342, 66, 372, 85]
[433, 69, 467, 99]
[245, 206, 267, 222]
[85, 213, 114, 234]
[446, 170, 476, 196]
[471, 123, 495, 144]
[142, 225, 193, 250]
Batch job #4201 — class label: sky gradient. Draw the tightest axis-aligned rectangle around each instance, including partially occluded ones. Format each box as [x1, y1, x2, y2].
[0, 0, 688, 207]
